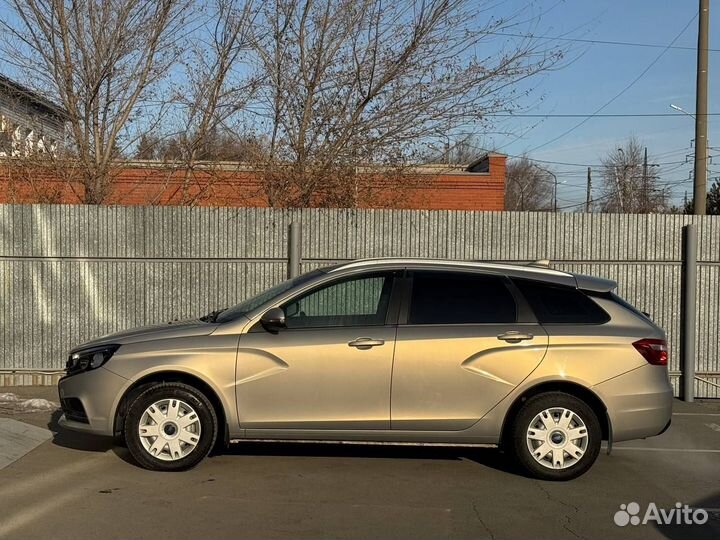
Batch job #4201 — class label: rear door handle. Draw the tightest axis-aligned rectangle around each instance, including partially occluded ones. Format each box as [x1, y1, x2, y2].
[497, 331, 534, 343]
[348, 337, 385, 349]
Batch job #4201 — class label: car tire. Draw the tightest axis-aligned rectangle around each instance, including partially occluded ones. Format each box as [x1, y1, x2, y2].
[113, 431, 127, 448]
[509, 392, 601, 481]
[124, 382, 218, 471]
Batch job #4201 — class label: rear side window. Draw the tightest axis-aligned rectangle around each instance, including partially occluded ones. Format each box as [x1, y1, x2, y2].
[513, 279, 609, 324]
[408, 271, 517, 324]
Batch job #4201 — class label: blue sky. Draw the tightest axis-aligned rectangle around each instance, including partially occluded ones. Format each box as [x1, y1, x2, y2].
[485, 0, 719, 208]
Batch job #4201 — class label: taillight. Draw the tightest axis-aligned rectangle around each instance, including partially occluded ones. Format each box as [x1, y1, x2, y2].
[632, 338, 668, 366]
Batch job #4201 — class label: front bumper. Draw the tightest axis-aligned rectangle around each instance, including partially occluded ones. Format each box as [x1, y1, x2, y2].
[596, 364, 673, 443]
[58, 366, 129, 436]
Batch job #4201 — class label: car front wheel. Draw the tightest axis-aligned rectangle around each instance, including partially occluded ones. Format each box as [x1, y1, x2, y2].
[509, 392, 601, 481]
[124, 382, 218, 471]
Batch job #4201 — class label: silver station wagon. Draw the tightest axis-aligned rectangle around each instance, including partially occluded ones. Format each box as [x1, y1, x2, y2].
[59, 258, 673, 480]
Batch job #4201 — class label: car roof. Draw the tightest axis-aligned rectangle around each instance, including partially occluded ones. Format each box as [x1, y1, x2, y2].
[325, 258, 616, 292]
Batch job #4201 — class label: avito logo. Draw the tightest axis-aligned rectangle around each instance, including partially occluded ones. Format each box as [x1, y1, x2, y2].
[614, 502, 709, 527]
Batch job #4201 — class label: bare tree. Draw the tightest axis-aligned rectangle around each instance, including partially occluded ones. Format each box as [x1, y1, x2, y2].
[421, 135, 487, 166]
[599, 137, 669, 214]
[0, 152, 85, 203]
[504, 156, 553, 211]
[146, 0, 263, 204]
[1, 0, 563, 207]
[251, 0, 563, 207]
[678, 177, 720, 215]
[137, 129, 266, 162]
[133, 128, 267, 206]
[135, 133, 164, 160]
[1, 0, 190, 203]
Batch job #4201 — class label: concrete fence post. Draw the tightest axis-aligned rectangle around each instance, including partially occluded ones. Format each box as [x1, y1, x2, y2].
[287, 221, 302, 279]
[681, 223, 697, 402]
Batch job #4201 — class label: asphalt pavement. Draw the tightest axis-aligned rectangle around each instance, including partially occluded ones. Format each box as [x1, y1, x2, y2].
[0, 385, 718, 540]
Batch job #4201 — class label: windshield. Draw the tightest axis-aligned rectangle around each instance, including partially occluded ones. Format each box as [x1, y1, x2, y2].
[214, 268, 327, 323]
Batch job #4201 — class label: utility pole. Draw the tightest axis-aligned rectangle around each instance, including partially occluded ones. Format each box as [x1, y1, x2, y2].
[642, 147, 649, 213]
[615, 147, 627, 213]
[693, 0, 709, 214]
[585, 167, 592, 212]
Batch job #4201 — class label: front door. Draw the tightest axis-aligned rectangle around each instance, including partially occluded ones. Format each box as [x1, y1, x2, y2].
[391, 270, 548, 430]
[235, 271, 399, 430]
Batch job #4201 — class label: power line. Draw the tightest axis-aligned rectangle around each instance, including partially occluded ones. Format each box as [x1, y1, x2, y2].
[468, 139, 717, 169]
[525, 15, 698, 154]
[482, 30, 720, 53]
[555, 174, 699, 212]
[466, 144, 597, 167]
[653, 146, 694, 158]
[486, 112, 720, 118]
[483, 151, 716, 170]
[555, 188, 655, 212]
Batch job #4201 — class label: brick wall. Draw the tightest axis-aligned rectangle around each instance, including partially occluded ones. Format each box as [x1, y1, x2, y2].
[0, 155, 506, 210]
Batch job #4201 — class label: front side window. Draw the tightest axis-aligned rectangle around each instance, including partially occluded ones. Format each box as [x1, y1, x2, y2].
[215, 269, 326, 323]
[408, 271, 517, 324]
[282, 273, 394, 329]
[513, 279, 610, 324]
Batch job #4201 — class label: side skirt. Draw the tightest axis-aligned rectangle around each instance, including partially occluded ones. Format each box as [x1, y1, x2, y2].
[230, 438, 498, 448]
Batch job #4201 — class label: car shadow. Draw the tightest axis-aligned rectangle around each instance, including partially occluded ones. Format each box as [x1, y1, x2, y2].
[221, 440, 524, 476]
[47, 409, 136, 464]
[47, 410, 524, 476]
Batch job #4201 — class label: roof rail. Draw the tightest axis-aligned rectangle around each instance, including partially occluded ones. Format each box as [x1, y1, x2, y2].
[527, 259, 551, 268]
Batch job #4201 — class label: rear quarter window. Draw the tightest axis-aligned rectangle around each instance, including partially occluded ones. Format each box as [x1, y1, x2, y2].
[513, 279, 610, 324]
[609, 292, 651, 321]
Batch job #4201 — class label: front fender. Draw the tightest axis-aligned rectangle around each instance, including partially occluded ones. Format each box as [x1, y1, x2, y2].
[104, 334, 241, 436]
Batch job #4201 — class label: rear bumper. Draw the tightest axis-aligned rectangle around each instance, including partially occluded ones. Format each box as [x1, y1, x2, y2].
[57, 367, 129, 436]
[595, 365, 673, 443]
[656, 417, 672, 436]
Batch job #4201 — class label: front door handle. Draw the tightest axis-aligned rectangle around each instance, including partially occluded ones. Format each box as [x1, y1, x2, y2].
[348, 337, 385, 349]
[497, 331, 534, 343]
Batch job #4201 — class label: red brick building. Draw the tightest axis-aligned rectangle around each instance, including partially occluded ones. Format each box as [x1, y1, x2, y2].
[0, 153, 506, 210]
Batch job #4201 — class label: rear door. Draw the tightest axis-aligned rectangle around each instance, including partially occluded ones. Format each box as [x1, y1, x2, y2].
[391, 269, 548, 430]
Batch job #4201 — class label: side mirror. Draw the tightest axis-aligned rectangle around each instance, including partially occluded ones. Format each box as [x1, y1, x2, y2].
[260, 307, 286, 333]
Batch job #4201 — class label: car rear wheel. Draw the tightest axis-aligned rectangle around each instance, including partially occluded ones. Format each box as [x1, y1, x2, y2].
[509, 392, 601, 481]
[124, 382, 217, 471]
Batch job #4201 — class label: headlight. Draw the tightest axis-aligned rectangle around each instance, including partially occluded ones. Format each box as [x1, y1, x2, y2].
[66, 345, 120, 375]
